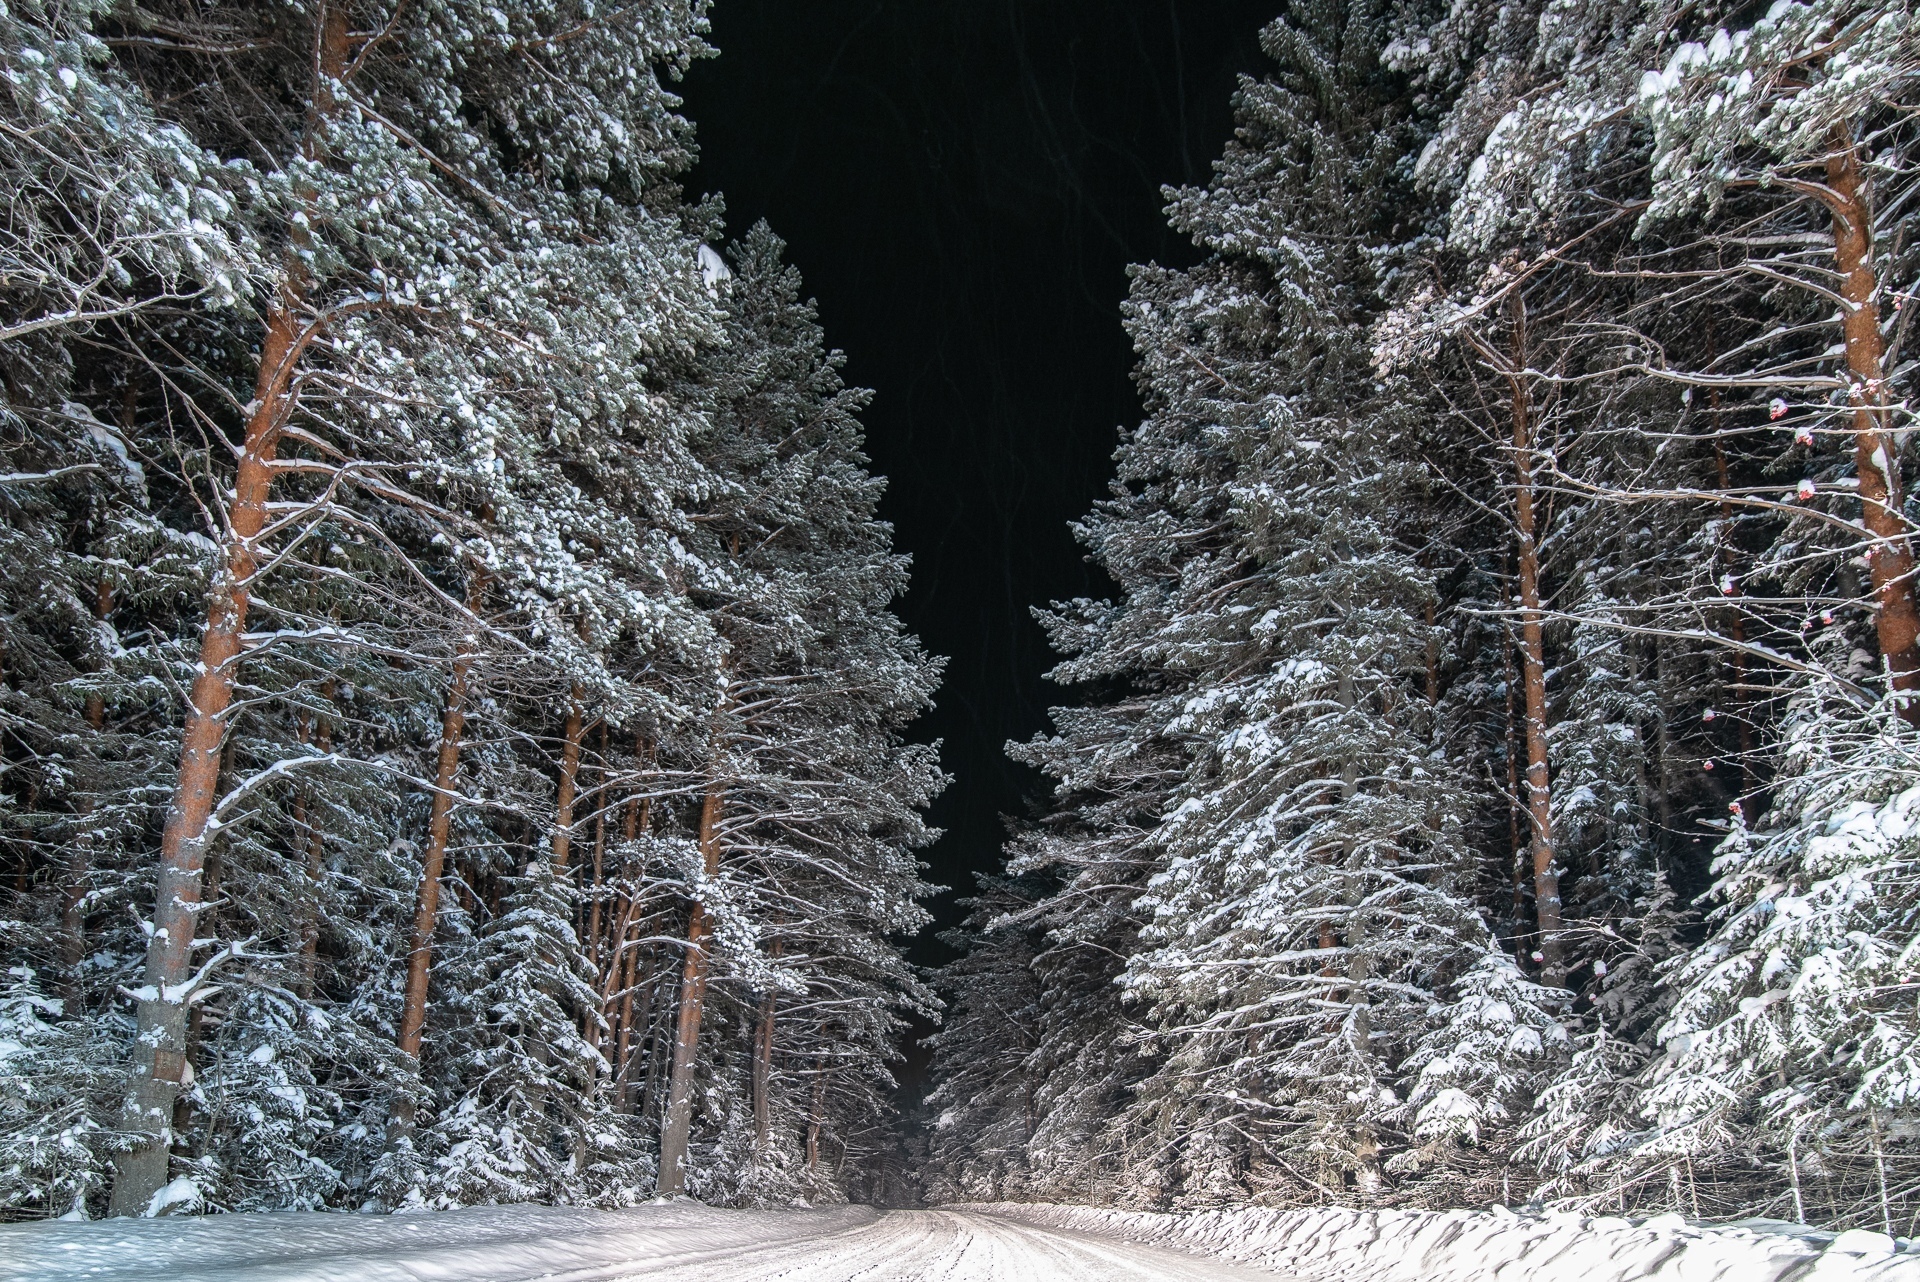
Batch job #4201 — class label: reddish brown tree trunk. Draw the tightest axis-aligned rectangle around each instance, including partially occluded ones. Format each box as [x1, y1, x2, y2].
[1508, 294, 1564, 987]
[1826, 133, 1920, 719]
[655, 777, 724, 1195]
[108, 304, 305, 1216]
[552, 688, 585, 872]
[595, 880, 645, 1060]
[622, 732, 651, 841]
[108, 8, 349, 1217]
[615, 942, 648, 1115]
[611, 738, 652, 1113]
[394, 597, 481, 1097]
[596, 742, 653, 1044]
[751, 991, 778, 1150]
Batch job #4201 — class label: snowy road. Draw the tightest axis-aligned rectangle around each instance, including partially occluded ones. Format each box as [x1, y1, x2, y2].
[623, 1207, 1286, 1280]
[3, 1202, 1287, 1281]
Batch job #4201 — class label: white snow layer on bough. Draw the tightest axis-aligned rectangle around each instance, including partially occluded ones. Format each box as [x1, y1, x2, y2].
[962, 1201, 1920, 1282]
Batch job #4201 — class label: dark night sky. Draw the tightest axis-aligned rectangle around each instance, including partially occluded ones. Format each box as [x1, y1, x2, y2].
[678, 2, 1277, 967]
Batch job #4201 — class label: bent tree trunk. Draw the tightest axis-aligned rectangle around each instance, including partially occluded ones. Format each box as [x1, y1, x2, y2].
[1507, 292, 1564, 988]
[1826, 131, 1920, 719]
[107, 8, 348, 1218]
[107, 309, 306, 1217]
[655, 776, 724, 1195]
[393, 590, 482, 1129]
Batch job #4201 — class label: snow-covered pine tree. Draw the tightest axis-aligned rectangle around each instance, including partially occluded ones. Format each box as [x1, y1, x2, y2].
[1383, 0, 1920, 1220]
[649, 226, 941, 1204]
[973, 272, 1250, 1203]
[0, 0, 262, 1217]
[991, 703, 1187, 1206]
[1105, 0, 1548, 1205]
[1550, 19, 1920, 1215]
[77, 0, 727, 1217]
[0, 0, 859, 1220]
[922, 871, 1049, 1203]
[1, 0, 954, 1224]
[931, 0, 1549, 1209]
[1627, 698, 1920, 1225]
[1362, 0, 1743, 1194]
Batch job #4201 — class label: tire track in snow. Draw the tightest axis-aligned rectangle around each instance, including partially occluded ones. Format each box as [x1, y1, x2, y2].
[638, 1210, 1289, 1280]
[3, 1205, 1290, 1281]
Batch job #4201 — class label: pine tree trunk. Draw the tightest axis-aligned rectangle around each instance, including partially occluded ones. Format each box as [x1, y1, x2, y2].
[108, 9, 348, 1216]
[655, 776, 724, 1195]
[597, 745, 651, 1054]
[551, 687, 586, 872]
[587, 723, 609, 970]
[1504, 609, 1527, 938]
[393, 593, 481, 1127]
[293, 683, 333, 1000]
[615, 936, 645, 1114]
[595, 884, 645, 1061]
[612, 746, 651, 1114]
[108, 283, 303, 1219]
[625, 733, 651, 844]
[751, 994, 776, 1151]
[1825, 131, 1920, 719]
[59, 581, 113, 972]
[806, 1055, 829, 1172]
[1508, 293, 1564, 988]
[751, 933, 783, 1152]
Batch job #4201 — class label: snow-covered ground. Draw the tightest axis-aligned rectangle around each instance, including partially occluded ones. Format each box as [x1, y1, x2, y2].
[12, 1198, 1920, 1281]
[967, 1201, 1920, 1282]
[0, 1202, 1276, 1280]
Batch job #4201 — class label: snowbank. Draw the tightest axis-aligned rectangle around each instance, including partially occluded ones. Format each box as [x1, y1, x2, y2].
[961, 1201, 1920, 1281]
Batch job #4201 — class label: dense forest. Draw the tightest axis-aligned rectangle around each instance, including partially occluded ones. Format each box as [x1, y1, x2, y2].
[927, 0, 1920, 1233]
[7, 0, 1920, 1238]
[0, 0, 940, 1218]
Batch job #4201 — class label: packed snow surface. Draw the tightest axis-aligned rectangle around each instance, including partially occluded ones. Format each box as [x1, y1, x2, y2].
[0, 1201, 1279, 1280]
[14, 1198, 1920, 1280]
[966, 1201, 1920, 1282]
